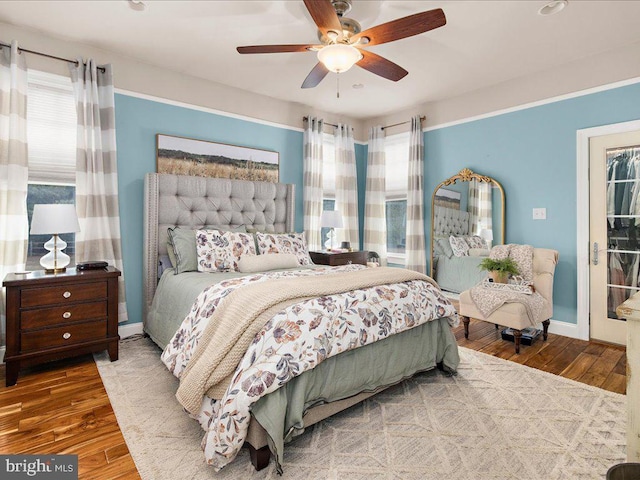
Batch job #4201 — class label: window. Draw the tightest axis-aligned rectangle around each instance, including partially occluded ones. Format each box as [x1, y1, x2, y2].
[386, 199, 407, 254]
[320, 133, 336, 249]
[384, 132, 410, 263]
[25, 71, 77, 270]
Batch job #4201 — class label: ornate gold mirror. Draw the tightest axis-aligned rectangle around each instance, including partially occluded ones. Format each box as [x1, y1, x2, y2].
[430, 168, 505, 293]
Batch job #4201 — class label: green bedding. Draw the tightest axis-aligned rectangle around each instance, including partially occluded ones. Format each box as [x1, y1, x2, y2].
[434, 254, 487, 293]
[251, 316, 459, 469]
[146, 266, 321, 349]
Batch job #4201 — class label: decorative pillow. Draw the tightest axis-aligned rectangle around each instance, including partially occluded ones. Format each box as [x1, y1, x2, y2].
[449, 235, 470, 257]
[237, 253, 299, 273]
[434, 237, 454, 259]
[255, 232, 312, 265]
[464, 235, 487, 249]
[468, 248, 490, 257]
[196, 229, 256, 272]
[167, 227, 198, 274]
[168, 225, 247, 274]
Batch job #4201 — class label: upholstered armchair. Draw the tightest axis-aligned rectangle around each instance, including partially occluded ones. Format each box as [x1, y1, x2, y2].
[458, 248, 559, 353]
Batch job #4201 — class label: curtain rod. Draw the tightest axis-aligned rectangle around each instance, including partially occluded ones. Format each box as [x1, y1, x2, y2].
[381, 115, 425, 130]
[302, 116, 349, 129]
[302, 116, 425, 130]
[0, 41, 105, 72]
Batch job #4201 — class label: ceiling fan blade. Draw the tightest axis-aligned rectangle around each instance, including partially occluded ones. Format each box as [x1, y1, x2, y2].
[303, 0, 343, 39]
[356, 50, 408, 82]
[237, 44, 320, 54]
[302, 62, 330, 89]
[352, 8, 446, 47]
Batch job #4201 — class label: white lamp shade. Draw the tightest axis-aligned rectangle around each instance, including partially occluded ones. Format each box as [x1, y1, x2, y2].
[480, 228, 493, 242]
[30, 204, 80, 235]
[317, 44, 363, 73]
[320, 210, 344, 228]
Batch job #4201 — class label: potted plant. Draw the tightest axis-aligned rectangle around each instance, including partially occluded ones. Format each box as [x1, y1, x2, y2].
[478, 257, 520, 284]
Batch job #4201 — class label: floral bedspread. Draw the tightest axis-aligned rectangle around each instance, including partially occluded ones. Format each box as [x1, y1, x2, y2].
[161, 265, 458, 471]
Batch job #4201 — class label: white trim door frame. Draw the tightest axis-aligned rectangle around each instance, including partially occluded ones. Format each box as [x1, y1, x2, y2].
[576, 118, 640, 341]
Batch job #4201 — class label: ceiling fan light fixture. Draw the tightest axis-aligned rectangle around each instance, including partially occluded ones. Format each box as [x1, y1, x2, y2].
[538, 0, 568, 16]
[317, 44, 362, 73]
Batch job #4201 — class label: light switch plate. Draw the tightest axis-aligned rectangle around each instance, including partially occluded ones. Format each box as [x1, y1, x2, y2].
[533, 208, 547, 220]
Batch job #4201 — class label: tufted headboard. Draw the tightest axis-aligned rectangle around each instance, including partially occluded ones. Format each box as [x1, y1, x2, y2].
[433, 206, 470, 238]
[143, 173, 295, 321]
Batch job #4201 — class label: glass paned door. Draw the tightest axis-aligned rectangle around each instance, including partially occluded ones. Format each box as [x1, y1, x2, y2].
[590, 131, 640, 344]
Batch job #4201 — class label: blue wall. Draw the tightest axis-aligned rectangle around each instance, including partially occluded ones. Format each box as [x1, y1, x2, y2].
[115, 95, 304, 325]
[424, 82, 640, 325]
[115, 81, 640, 329]
[114, 95, 368, 326]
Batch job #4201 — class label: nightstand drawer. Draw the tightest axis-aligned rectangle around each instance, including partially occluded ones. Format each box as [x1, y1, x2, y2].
[21, 301, 108, 330]
[21, 319, 108, 353]
[21, 282, 107, 308]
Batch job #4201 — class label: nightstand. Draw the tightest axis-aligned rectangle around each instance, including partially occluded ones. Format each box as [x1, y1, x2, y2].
[310, 250, 368, 266]
[3, 267, 121, 386]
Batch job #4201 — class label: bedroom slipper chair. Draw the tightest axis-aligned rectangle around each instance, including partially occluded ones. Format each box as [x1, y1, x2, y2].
[458, 247, 559, 354]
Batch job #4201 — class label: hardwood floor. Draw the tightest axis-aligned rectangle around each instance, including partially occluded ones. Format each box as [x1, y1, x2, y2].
[0, 355, 140, 480]
[0, 325, 626, 479]
[453, 318, 627, 394]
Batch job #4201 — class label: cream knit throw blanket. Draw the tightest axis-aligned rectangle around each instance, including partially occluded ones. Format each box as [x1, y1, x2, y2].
[176, 267, 435, 414]
[470, 244, 546, 326]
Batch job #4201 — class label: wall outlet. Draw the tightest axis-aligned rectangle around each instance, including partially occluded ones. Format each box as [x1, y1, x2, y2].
[533, 208, 547, 220]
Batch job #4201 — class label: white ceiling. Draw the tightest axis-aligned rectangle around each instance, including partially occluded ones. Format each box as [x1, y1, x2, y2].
[1, 0, 640, 119]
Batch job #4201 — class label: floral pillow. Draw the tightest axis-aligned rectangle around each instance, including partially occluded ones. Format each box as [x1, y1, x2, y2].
[196, 229, 256, 272]
[449, 235, 470, 257]
[255, 232, 312, 265]
[464, 235, 488, 249]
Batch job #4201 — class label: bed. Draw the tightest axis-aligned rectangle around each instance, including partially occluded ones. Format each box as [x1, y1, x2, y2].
[432, 206, 489, 293]
[143, 173, 460, 472]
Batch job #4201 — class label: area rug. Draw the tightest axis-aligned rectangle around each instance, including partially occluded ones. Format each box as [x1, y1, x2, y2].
[94, 336, 626, 480]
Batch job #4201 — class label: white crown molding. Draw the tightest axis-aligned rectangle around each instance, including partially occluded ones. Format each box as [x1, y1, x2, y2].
[114, 88, 368, 146]
[424, 76, 640, 133]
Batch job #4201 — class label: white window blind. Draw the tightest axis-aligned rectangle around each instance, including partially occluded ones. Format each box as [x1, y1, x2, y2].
[384, 131, 410, 197]
[27, 70, 77, 184]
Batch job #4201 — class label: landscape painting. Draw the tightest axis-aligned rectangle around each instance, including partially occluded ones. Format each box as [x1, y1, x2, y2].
[434, 188, 462, 209]
[156, 134, 279, 182]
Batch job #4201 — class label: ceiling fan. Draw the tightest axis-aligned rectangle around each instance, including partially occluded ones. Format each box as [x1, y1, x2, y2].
[236, 0, 446, 89]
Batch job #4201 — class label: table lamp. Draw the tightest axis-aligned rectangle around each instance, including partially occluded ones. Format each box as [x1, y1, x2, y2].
[30, 204, 80, 273]
[320, 210, 343, 251]
[480, 228, 493, 249]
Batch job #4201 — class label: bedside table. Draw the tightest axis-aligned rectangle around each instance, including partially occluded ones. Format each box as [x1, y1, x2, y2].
[3, 267, 121, 386]
[310, 250, 368, 266]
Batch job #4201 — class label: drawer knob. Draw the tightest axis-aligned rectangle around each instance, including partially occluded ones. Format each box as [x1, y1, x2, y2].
[62, 311, 72, 319]
[62, 332, 71, 340]
[63, 291, 72, 299]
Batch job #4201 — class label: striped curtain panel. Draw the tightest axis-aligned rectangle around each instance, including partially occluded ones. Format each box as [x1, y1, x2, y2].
[406, 116, 426, 273]
[468, 179, 480, 234]
[364, 126, 387, 265]
[0, 41, 29, 346]
[334, 123, 359, 247]
[478, 180, 493, 233]
[303, 117, 324, 251]
[69, 61, 127, 321]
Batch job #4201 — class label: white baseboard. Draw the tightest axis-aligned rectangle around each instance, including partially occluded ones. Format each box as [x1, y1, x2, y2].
[119, 322, 144, 339]
[547, 318, 582, 339]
